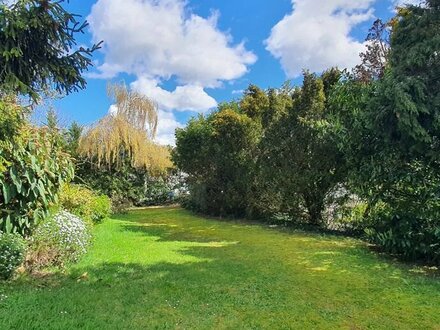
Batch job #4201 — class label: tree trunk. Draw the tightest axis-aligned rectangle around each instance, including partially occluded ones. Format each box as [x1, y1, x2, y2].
[303, 194, 325, 226]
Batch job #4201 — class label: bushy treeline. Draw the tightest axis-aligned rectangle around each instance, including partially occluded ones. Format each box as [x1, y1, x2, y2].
[174, 2, 440, 264]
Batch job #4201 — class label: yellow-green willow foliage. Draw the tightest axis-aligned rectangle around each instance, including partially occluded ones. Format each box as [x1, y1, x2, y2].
[79, 83, 172, 173]
[107, 83, 158, 136]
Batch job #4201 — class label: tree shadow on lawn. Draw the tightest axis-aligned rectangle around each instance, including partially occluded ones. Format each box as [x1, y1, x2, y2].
[119, 209, 440, 278]
[1, 215, 440, 329]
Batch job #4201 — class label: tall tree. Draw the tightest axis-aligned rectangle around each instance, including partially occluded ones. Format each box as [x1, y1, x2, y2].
[328, 1, 440, 262]
[0, 0, 100, 100]
[79, 83, 169, 172]
[261, 71, 345, 225]
[353, 19, 391, 83]
[173, 104, 260, 217]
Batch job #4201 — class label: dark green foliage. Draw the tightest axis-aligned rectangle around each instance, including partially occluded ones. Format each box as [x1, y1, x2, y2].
[0, 0, 99, 235]
[258, 71, 345, 224]
[375, 2, 440, 152]
[64, 121, 82, 158]
[0, 124, 74, 235]
[364, 202, 440, 263]
[325, 2, 440, 263]
[74, 155, 181, 210]
[175, 77, 345, 222]
[0, 232, 25, 280]
[174, 105, 260, 217]
[75, 157, 148, 208]
[363, 2, 440, 263]
[0, 0, 100, 100]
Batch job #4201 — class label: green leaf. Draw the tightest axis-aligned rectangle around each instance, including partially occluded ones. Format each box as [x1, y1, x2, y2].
[2, 184, 11, 204]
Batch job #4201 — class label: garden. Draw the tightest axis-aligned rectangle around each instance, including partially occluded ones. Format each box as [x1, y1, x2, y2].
[0, 1, 439, 329]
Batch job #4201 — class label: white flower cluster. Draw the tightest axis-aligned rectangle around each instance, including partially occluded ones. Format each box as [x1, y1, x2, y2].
[33, 211, 91, 264]
[0, 233, 25, 280]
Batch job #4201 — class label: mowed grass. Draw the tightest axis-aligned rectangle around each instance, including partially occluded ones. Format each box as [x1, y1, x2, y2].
[0, 207, 439, 329]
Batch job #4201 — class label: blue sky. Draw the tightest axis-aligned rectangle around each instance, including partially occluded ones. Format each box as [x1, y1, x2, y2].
[52, 0, 412, 145]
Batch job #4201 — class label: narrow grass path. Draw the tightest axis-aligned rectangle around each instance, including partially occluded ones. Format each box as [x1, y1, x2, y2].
[1, 207, 439, 329]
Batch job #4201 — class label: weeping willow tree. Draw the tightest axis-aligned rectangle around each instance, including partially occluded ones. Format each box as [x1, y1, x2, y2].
[79, 83, 172, 173]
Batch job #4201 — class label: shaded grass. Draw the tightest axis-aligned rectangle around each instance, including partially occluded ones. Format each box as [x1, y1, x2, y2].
[0, 206, 439, 329]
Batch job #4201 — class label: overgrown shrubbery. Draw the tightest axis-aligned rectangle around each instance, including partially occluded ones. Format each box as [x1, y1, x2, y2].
[59, 184, 111, 224]
[0, 100, 74, 235]
[27, 211, 91, 270]
[174, 2, 440, 264]
[0, 0, 102, 278]
[0, 233, 25, 280]
[363, 203, 440, 263]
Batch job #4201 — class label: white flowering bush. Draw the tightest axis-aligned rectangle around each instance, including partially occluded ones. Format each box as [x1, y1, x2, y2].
[0, 233, 26, 280]
[28, 211, 91, 269]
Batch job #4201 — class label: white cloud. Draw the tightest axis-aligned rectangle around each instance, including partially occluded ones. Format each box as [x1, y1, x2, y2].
[108, 104, 118, 116]
[155, 110, 184, 146]
[232, 89, 244, 95]
[392, 0, 422, 8]
[88, 0, 256, 144]
[266, 0, 376, 78]
[131, 78, 217, 113]
[88, 0, 256, 102]
[88, 0, 256, 86]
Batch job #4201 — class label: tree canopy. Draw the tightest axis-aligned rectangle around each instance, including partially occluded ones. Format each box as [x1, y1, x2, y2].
[0, 0, 100, 100]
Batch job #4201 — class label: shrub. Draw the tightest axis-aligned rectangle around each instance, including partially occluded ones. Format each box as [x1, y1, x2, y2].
[90, 194, 112, 223]
[364, 204, 440, 264]
[27, 211, 91, 270]
[268, 212, 294, 226]
[110, 194, 131, 214]
[330, 201, 369, 233]
[59, 184, 111, 224]
[0, 233, 26, 280]
[0, 115, 74, 235]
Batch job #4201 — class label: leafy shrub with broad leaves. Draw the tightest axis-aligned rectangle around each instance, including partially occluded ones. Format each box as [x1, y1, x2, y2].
[0, 232, 26, 280]
[364, 203, 440, 264]
[27, 211, 91, 270]
[59, 184, 111, 224]
[0, 125, 74, 235]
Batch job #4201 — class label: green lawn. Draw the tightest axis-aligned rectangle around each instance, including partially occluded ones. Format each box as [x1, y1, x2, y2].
[1, 207, 439, 329]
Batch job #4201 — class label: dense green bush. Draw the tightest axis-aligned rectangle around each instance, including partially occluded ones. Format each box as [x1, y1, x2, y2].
[91, 195, 112, 223]
[174, 105, 260, 218]
[362, 202, 440, 264]
[75, 158, 148, 209]
[0, 232, 25, 280]
[27, 211, 91, 270]
[59, 184, 111, 224]
[0, 116, 74, 235]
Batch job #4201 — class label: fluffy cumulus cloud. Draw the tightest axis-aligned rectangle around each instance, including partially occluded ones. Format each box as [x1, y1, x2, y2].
[266, 0, 376, 78]
[130, 78, 217, 113]
[88, 0, 256, 144]
[155, 110, 184, 146]
[392, 0, 422, 8]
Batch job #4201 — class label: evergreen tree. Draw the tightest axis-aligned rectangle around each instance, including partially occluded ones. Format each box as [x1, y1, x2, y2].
[0, 0, 100, 100]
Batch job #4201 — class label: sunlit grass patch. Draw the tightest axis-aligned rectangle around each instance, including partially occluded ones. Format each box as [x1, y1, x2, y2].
[0, 206, 439, 329]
